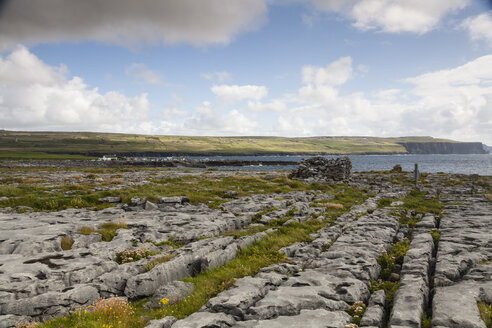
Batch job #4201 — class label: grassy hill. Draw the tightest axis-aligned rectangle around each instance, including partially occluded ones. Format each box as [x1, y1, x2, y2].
[0, 130, 464, 160]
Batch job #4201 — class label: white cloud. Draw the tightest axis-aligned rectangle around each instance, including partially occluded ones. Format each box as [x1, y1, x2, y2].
[278, 55, 492, 144]
[1, 48, 490, 144]
[0, 46, 150, 131]
[201, 71, 232, 83]
[125, 63, 163, 85]
[462, 12, 492, 46]
[0, 0, 267, 50]
[211, 84, 268, 103]
[302, 56, 352, 86]
[162, 107, 188, 120]
[308, 0, 469, 33]
[248, 99, 287, 112]
[400, 55, 492, 142]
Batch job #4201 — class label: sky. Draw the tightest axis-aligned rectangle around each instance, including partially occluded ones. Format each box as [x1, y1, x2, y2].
[0, 0, 492, 145]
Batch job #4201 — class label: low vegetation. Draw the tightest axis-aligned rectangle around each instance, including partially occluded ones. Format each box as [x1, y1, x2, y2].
[369, 279, 400, 307]
[422, 312, 432, 328]
[402, 189, 443, 215]
[60, 237, 74, 251]
[378, 240, 410, 280]
[31, 297, 144, 328]
[345, 301, 366, 325]
[429, 228, 441, 248]
[478, 301, 492, 328]
[145, 254, 176, 271]
[114, 247, 156, 264]
[146, 237, 184, 249]
[80, 221, 128, 242]
[0, 171, 338, 212]
[377, 198, 393, 208]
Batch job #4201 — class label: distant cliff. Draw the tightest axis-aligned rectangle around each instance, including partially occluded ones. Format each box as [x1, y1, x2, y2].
[399, 142, 488, 154]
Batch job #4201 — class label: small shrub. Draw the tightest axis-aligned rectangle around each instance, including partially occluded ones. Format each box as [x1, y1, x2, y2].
[422, 313, 432, 328]
[115, 247, 156, 264]
[378, 250, 395, 280]
[429, 228, 441, 248]
[321, 241, 334, 252]
[90, 296, 134, 319]
[377, 240, 409, 281]
[390, 240, 410, 265]
[478, 301, 492, 328]
[377, 198, 393, 208]
[69, 196, 85, 208]
[369, 280, 400, 306]
[80, 221, 128, 242]
[345, 301, 366, 325]
[285, 206, 297, 217]
[60, 237, 73, 250]
[80, 226, 96, 235]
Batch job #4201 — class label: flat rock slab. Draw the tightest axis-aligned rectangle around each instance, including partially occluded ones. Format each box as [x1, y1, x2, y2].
[171, 194, 407, 328]
[235, 309, 352, 328]
[171, 312, 236, 328]
[432, 193, 492, 328]
[433, 282, 487, 328]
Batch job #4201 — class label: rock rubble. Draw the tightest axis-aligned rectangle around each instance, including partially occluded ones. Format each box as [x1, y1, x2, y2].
[290, 156, 352, 182]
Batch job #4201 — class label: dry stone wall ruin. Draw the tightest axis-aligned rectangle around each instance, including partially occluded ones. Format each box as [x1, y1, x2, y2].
[290, 156, 352, 182]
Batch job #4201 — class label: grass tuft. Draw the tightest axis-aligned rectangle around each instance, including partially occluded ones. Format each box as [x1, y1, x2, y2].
[377, 198, 393, 208]
[422, 312, 432, 328]
[478, 301, 492, 328]
[80, 221, 128, 242]
[429, 228, 441, 248]
[60, 237, 73, 251]
[369, 280, 400, 307]
[37, 296, 144, 328]
[145, 254, 176, 271]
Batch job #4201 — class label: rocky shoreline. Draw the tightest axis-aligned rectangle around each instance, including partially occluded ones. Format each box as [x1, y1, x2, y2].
[0, 167, 490, 328]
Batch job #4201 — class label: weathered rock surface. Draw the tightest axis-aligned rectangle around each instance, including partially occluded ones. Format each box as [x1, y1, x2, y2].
[1, 170, 490, 328]
[432, 191, 492, 328]
[170, 193, 406, 327]
[0, 187, 331, 326]
[389, 232, 434, 328]
[144, 281, 194, 309]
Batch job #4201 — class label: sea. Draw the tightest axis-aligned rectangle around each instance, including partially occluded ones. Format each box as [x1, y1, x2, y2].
[184, 154, 492, 176]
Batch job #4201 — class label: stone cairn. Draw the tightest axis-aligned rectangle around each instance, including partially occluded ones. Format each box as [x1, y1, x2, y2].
[290, 156, 352, 182]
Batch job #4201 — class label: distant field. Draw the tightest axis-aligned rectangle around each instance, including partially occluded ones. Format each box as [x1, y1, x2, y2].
[0, 130, 462, 160]
[0, 151, 96, 160]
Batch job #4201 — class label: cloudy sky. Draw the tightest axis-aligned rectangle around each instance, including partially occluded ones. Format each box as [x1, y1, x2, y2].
[0, 0, 491, 144]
